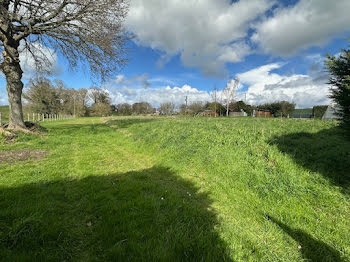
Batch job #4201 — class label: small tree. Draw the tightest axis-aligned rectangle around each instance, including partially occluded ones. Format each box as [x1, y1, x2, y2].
[188, 102, 205, 116]
[205, 102, 226, 116]
[88, 88, 111, 105]
[0, 0, 129, 129]
[222, 78, 239, 116]
[23, 77, 61, 114]
[90, 103, 112, 117]
[326, 46, 350, 128]
[132, 102, 153, 115]
[117, 103, 132, 116]
[59, 88, 88, 117]
[159, 102, 175, 115]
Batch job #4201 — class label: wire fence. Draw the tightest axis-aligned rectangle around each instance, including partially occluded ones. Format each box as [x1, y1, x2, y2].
[0, 112, 75, 126]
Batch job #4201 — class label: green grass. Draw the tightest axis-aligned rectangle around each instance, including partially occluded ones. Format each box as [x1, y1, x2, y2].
[0, 105, 32, 124]
[0, 116, 349, 261]
[0, 106, 10, 123]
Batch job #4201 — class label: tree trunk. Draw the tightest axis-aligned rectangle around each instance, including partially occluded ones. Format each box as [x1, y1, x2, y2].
[1, 40, 26, 129]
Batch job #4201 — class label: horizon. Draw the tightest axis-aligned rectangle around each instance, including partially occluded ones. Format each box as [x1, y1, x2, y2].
[1, 0, 350, 109]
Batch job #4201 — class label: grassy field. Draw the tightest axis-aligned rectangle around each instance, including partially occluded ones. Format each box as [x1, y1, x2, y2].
[0, 116, 349, 261]
[0, 106, 10, 123]
[0, 106, 32, 124]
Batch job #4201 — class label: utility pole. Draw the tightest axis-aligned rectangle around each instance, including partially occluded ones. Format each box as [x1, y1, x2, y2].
[214, 85, 217, 117]
[185, 96, 188, 115]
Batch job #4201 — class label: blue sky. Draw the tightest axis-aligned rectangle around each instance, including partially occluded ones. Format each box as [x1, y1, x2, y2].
[1, 0, 350, 108]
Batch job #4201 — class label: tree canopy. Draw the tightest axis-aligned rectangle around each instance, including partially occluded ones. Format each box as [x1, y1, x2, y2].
[326, 44, 350, 128]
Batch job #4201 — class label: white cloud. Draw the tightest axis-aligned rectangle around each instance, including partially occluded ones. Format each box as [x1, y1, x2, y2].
[126, 0, 273, 76]
[19, 42, 61, 79]
[105, 74, 211, 107]
[112, 73, 150, 87]
[106, 67, 332, 108]
[237, 63, 331, 108]
[107, 84, 212, 107]
[114, 74, 126, 84]
[252, 0, 350, 56]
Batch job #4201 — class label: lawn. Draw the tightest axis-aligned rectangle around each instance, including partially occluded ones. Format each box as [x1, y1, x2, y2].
[0, 106, 32, 124]
[0, 106, 10, 123]
[0, 116, 349, 261]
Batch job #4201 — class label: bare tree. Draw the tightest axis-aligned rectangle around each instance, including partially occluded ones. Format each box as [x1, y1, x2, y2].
[188, 102, 205, 116]
[132, 102, 154, 115]
[88, 87, 111, 105]
[159, 102, 175, 115]
[222, 78, 239, 117]
[0, 0, 129, 129]
[116, 103, 132, 115]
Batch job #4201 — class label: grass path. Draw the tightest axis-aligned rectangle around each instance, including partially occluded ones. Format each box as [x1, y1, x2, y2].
[0, 117, 349, 261]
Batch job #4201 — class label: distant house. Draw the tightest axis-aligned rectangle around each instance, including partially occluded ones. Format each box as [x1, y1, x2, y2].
[253, 109, 271, 118]
[229, 109, 247, 117]
[322, 103, 341, 120]
[197, 110, 218, 117]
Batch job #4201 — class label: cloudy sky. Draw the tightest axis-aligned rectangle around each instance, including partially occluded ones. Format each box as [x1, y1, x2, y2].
[1, 0, 350, 108]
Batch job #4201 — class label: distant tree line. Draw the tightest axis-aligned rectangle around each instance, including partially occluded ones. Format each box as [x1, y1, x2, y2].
[174, 100, 295, 117]
[257, 101, 296, 117]
[116, 102, 156, 115]
[23, 77, 336, 120]
[23, 77, 113, 117]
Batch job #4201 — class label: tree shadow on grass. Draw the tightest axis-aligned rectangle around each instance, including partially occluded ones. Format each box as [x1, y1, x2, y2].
[270, 127, 350, 195]
[0, 166, 232, 261]
[268, 216, 343, 262]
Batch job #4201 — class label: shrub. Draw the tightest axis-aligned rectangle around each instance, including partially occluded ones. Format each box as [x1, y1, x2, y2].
[326, 46, 350, 128]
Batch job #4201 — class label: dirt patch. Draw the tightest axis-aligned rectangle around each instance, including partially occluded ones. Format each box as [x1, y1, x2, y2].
[0, 149, 49, 164]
